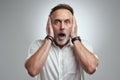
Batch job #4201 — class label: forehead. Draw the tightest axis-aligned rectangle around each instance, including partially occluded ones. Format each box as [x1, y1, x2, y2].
[51, 9, 73, 20]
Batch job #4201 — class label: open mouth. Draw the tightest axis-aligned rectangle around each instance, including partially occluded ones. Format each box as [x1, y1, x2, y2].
[58, 33, 66, 37]
[58, 33, 66, 40]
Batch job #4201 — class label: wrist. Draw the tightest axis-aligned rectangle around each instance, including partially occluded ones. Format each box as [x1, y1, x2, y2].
[71, 36, 81, 44]
[70, 33, 77, 39]
[45, 35, 54, 42]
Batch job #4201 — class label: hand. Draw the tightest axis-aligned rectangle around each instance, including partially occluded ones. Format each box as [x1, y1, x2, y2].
[46, 16, 54, 37]
[70, 16, 77, 38]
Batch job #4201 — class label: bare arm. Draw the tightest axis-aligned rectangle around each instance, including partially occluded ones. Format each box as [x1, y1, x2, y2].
[71, 16, 99, 74]
[25, 17, 54, 77]
[25, 39, 52, 77]
[73, 40, 99, 74]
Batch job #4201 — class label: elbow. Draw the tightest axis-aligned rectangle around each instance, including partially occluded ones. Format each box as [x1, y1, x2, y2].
[86, 66, 96, 74]
[24, 62, 38, 77]
[27, 69, 38, 77]
[86, 61, 99, 74]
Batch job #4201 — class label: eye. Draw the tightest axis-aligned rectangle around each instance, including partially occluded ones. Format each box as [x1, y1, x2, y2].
[65, 20, 70, 25]
[54, 20, 61, 25]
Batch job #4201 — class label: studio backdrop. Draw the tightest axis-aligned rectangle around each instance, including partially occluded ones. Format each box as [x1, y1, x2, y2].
[0, 0, 120, 80]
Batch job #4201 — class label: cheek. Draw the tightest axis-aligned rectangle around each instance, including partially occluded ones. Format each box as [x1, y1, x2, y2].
[66, 28, 72, 35]
[70, 26, 72, 31]
[52, 26, 59, 34]
[68, 26, 72, 32]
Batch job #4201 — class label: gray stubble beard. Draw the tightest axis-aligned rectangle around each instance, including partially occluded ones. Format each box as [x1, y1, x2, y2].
[55, 34, 70, 46]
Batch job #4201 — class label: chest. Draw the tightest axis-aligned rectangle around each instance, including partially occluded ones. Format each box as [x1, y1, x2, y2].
[45, 47, 79, 74]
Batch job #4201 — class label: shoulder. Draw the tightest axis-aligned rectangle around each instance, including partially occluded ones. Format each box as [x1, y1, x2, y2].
[27, 39, 44, 59]
[81, 39, 94, 53]
[30, 39, 44, 47]
[28, 39, 45, 53]
[70, 38, 93, 53]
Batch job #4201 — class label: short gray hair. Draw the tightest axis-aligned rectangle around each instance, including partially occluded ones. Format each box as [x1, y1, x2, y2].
[49, 4, 74, 16]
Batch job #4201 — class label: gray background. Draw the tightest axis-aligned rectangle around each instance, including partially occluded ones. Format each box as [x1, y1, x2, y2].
[0, 0, 120, 80]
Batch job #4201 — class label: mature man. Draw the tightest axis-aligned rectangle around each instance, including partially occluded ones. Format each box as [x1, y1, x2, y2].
[25, 4, 99, 80]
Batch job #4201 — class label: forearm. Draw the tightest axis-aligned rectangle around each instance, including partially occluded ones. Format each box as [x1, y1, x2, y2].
[25, 39, 52, 77]
[73, 40, 99, 74]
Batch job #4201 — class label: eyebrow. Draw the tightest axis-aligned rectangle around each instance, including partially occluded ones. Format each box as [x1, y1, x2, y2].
[54, 19, 61, 22]
[64, 19, 70, 22]
[54, 18, 70, 21]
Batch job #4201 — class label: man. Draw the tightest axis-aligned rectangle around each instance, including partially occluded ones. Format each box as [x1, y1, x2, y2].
[25, 4, 99, 80]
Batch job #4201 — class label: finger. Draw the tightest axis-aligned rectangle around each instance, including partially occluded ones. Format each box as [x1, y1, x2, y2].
[46, 16, 50, 34]
[46, 16, 54, 37]
[73, 16, 77, 27]
[71, 16, 77, 37]
[72, 16, 76, 32]
[48, 16, 51, 26]
[46, 17, 49, 34]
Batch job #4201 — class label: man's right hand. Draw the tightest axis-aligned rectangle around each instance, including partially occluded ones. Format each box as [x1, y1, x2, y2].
[70, 16, 77, 39]
[46, 16, 54, 37]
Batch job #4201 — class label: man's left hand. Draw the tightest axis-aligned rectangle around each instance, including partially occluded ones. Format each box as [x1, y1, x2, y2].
[70, 16, 77, 38]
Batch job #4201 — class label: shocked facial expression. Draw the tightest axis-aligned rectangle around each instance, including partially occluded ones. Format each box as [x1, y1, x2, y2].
[51, 9, 73, 46]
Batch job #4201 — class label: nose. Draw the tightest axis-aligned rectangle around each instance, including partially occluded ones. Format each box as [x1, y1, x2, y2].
[60, 22, 65, 30]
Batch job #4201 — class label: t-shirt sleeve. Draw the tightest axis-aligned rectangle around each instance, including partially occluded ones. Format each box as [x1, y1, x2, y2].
[27, 39, 43, 59]
[81, 39, 93, 53]
[81, 39, 99, 60]
[26, 40, 43, 79]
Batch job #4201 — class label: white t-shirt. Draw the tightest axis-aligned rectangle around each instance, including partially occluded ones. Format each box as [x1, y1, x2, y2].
[27, 39, 94, 80]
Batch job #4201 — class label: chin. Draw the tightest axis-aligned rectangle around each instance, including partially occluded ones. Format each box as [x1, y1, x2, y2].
[56, 37, 70, 46]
